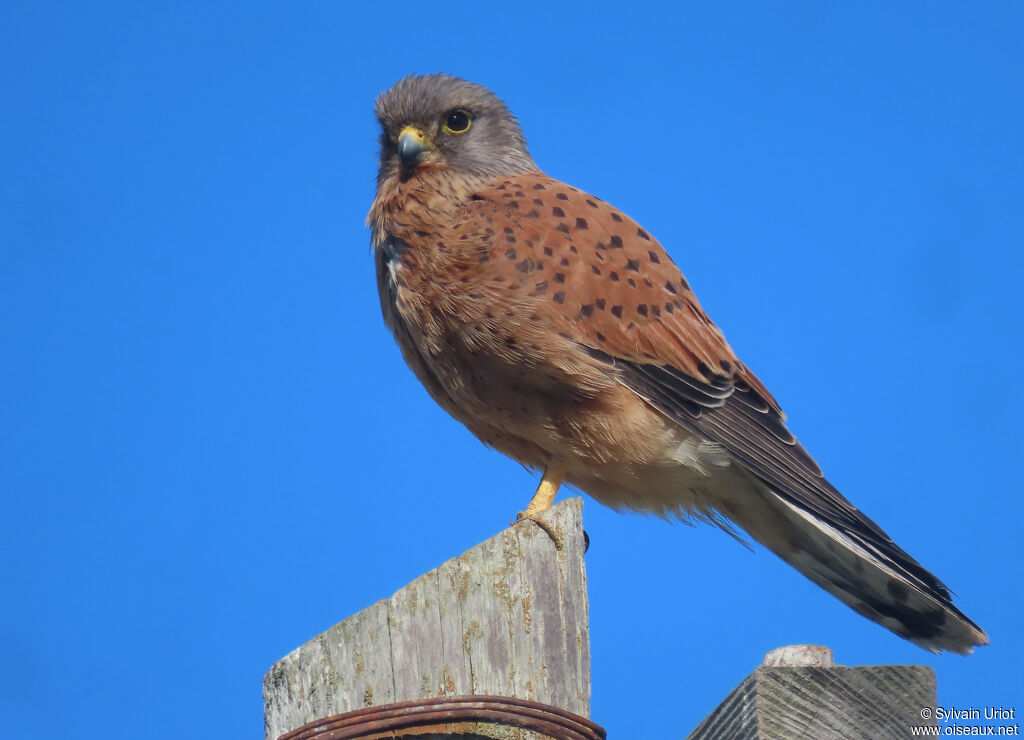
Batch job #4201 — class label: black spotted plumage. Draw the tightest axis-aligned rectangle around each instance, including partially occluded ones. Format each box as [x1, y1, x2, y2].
[369, 73, 988, 655]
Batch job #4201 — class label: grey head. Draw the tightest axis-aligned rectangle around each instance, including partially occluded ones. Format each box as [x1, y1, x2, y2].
[375, 74, 538, 184]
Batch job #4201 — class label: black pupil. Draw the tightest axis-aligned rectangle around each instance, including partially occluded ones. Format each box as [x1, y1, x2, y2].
[447, 111, 469, 131]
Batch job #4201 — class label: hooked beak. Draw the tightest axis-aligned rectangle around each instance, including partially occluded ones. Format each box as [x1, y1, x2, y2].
[397, 125, 429, 174]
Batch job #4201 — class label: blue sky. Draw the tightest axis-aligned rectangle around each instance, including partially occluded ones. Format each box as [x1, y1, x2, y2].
[2, 2, 1022, 737]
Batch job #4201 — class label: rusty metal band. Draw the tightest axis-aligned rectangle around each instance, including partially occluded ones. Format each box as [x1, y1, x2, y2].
[279, 694, 607, 740]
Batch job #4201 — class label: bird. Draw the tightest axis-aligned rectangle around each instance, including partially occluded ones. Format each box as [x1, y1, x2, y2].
[367, 73, 988, 655]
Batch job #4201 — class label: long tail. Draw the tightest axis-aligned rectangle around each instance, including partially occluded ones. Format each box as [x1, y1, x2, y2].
[721, 481, 989, 655]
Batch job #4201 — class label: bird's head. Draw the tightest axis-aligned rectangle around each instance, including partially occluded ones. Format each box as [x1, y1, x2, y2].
[374, 74, 538, 184]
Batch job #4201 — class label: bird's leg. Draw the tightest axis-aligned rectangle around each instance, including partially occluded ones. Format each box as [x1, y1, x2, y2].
[524, 463, 565, 515]
[514, 463, 567, 549]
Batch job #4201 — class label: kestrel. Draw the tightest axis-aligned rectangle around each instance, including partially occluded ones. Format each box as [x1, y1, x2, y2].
[368, 74, 987, 654]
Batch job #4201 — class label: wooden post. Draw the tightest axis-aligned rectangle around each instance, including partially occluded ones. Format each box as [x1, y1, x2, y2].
[686, 645, 938, 739]
[264, 495, 942, 739]
[263, 498, 591, 740]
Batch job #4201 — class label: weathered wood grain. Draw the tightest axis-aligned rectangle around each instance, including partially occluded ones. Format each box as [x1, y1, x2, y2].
[687, 654, 937, 740]
[263, 498, 591, 740]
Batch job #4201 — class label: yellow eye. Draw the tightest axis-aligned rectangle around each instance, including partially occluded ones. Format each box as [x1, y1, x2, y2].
[442, 109, 472, 135]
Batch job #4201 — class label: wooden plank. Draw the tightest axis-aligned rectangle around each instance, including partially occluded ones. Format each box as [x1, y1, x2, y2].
[263, 599, 394, 736]
[687, 646, 937, 740]
[263, 498, 591, 740]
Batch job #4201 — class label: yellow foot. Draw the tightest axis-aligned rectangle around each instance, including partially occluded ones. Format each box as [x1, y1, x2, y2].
[511, 463, 566, 549]
[514, 510, 564, 550]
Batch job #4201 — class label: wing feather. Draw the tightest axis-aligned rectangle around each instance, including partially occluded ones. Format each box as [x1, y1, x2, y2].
[473, 172, 972, 623]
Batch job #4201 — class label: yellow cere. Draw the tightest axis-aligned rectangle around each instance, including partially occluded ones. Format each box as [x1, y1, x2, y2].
[398, 125, 426, 144]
